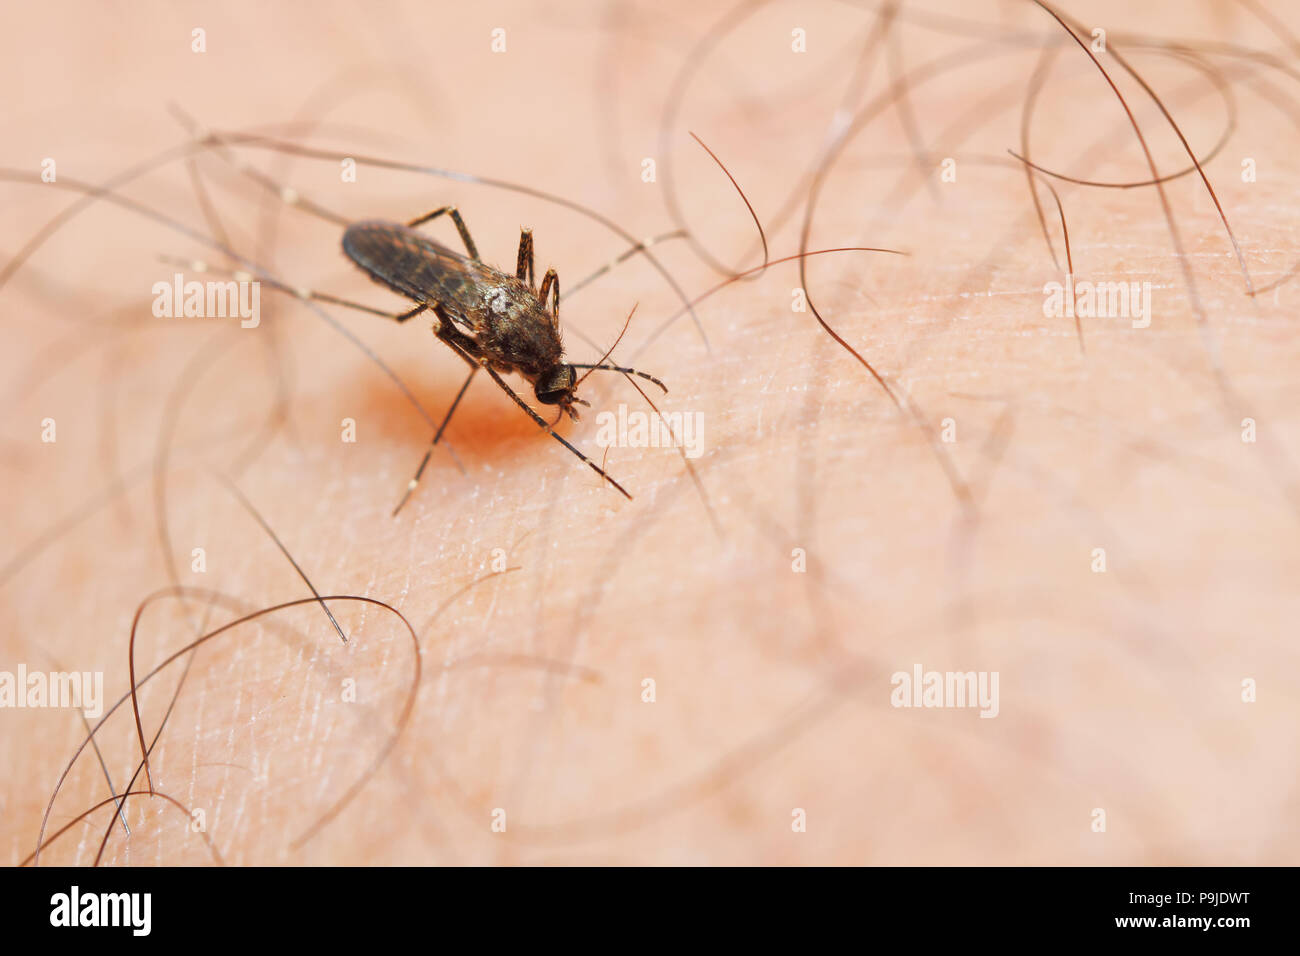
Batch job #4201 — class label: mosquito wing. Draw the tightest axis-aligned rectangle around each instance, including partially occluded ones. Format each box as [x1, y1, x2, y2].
[342, 220, 503, 340]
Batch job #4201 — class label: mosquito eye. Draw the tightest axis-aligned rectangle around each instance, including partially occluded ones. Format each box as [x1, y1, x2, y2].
[535, 364, 575, 405]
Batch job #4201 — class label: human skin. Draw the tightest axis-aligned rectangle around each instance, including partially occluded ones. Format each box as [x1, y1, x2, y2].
[2, 0, 1299, 865]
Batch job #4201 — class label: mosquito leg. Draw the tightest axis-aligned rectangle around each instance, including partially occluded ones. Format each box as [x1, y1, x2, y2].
[311, 292, 428, 323]
[567, 230, 688, 297]
[479, 364, 631, 499]
[537, 267, 560, 327]
[158, 255, 430, 323]
[434, 307, 628, 497]
[515, 227, 535, 288]
[393, 303, 430, 322]
[166, 110, 352, 228]
[406, 205, 479, 260]
[392, 365, 478, 516]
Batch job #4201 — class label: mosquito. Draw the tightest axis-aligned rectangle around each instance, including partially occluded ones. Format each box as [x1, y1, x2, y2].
[149, 113, 672, 509]
[338, 207, 666, 510]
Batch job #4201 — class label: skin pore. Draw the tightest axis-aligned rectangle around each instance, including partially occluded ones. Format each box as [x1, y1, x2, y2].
[2, 0, 1299, 865]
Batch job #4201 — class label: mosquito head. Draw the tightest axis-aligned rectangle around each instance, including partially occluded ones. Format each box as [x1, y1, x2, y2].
[535, 363, 584, 420]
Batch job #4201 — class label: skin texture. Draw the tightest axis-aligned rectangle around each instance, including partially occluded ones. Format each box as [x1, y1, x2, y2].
[2, 0, 1299, 865]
